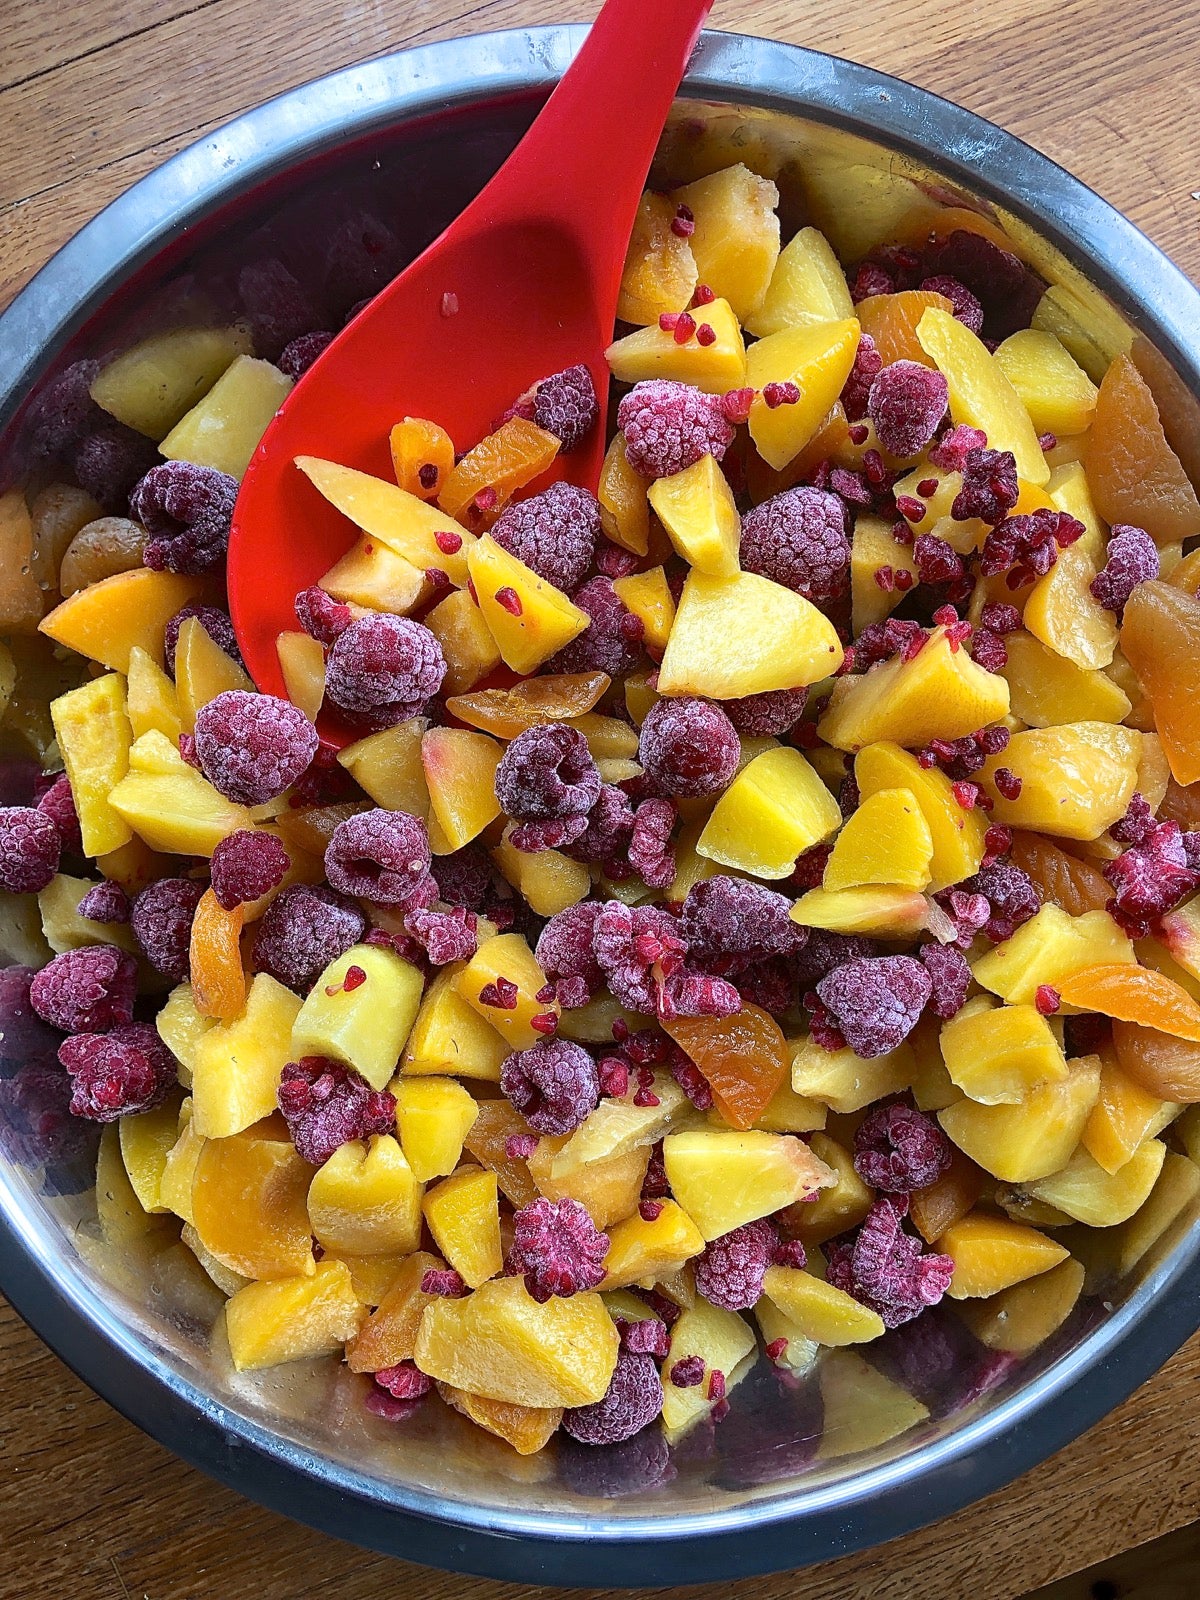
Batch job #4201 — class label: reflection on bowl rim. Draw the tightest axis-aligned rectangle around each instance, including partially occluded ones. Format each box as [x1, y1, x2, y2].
[1, 25, 1199, 1587]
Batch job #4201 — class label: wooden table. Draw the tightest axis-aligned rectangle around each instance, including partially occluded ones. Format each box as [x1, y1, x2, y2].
[2, 2, 1199, 1595]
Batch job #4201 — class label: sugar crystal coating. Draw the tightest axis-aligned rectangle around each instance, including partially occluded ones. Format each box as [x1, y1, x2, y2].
[681, 876, 806, 968]
[638, 697, 740, 798]
[919, 274, 984, 333]
[76, 880, 131, 925]
[132, 878, 205, 981]
[816, 955, 932, 1058]
[278, 331, 334, 379]
[30, 945, 138, 1034]
[325, 808, 431, 906]
[508, 1195, 609, 1302]
[500, 1037, 600, 1135]
[59, 1022, 177, 1121]
[194, 690, 319, 805]
[325, 614, 446, 715]
[252, 884, 366, 991]
[130, 461, 238, 574]
[919, 942, 971, 1019]
[563, 1350, 664, 1445]
[1104, 820, 1196, 933]
[840, 332, 883, 422]
[866, 361, 949, 459]
[278, 1056, 396, 1165]
[294, 585, 353, 645]
[565, 784, 636, 880]
[74, 424, 160, 513]
[957, 860, 1039, 943]
[617, 381, 734, 479]
[533, 364, 600, 452]
[0, 806, 61, 893]
[628, 797, 677, 890]
[535, 903, 605, 1009]
[739, 487, 850, 605]
[490, 482, 601, 592]
[210, 830, 291, 910]
[853, 1102, 953, 1192]
[694, 1219, 777, 1310]
[494, 723, 601, 821]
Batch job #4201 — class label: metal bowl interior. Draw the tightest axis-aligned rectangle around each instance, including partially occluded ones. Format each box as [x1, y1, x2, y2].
[1, 26, 1199, 1587]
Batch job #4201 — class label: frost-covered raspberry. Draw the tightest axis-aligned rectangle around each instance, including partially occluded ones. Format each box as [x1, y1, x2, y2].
[681, 876, 806, 968]
[403, 903, 477, 965]
[919, 274, 984, 333]
[919, 942, 971, 1019]
[549, 577, 644, 677]
[0, 807, 61, 893]
[854, 1102, 953, 1192]
[131, 877, 205, 981]
[294, 584, 353, 645]
[490, 482, 601, 592]
[0, 966, 64, 1072]
[739, 487, 850, 605]
[535, 903, 606, 1008]
[867, 361, 948, 459]
[638, 698, 739, 798]
[816, 955, 932, 1058]
[533, 364, 600, 452]
[792, 930, 878, 989]
[254, 884, 366, 990]
[500, 1037, 599, 1135]
[594, 901, 684, 1014]
[980, 509, 1084, 587]
[840, 332, 883, 421]
[509, 1196, 609, 1302]
[36, 773, 82, 854]
[59, 1023, 177, 1121]
[927, 229, 1040, 339]
[279, 331, 334, 379]
[826, 1195, 953, 1328]
[957, 860, 1039, 943]
[130, 461, 237, 574]
[617, 380, 734, 479]
[951, 448, 1019, 525]
[494, 723, 601, 820]
[23, 359, 100, 463]
[694, 1219, 777, 1310]
[164, 604, 239, 675]
[278, 1056, 396, 1165]
[1104, 820, 1197, 932]
[722, 687, 809, 737]
[913, 533, 965, 589]
[1111, 793, 1155, 847]
[76, 880, 131, 925]
[619, 1313, 671, 1359]
[210, 830, 291, 910]
[237, 258, 321, 361]
[431, 843, 494, 911]
[325, 614, 446, 715]
[325, 808, 431, 906]
[1091, 524, 1159, 613]
[73, 424, 160, 512]
[30, 946, 138, 1034]
[563, 1349, 663, 1445]
[194, 690, 319, 805]
[565, 784, 636, 879]
[629, 798, 676, 890]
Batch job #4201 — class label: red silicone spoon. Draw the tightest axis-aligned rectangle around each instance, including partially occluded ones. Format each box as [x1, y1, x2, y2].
[227, 0, 714, 736]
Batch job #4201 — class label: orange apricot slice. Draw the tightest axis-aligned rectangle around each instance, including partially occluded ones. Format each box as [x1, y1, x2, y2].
[1056, 963, 1200, 1043]
[189, 887, 246, 1021]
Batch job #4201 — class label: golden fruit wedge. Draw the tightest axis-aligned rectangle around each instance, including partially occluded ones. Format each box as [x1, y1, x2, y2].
[191, 1131, 316, 1279]
[917, 306, 1047, 485]
[550, 1073, 692, 1175]
[1121, 580, 1200, 785]
[1111, 1149, 1200, 1276]
[90, 325, 251, 440]
[394, 1076, 479, 1183]
[939, 999, 1067, 1105]
[754, 1299, 819, 1374]
[789, 1037, 916, 1114]
[697, 746, 842, 879]
[319, 535, 427, 615]
[307, 1134, 422, 1256]
[672, 164, 780, 323]
[1001, 631, 1129, 727]
[463, 1102, 539, 1210]
[823, 786, 933, 893]
[762, 1265, 885, 1345]
[455, 932, 558, 1050]
[971, 904, 1135, 1008]
[993, 329, 1098, 439]
[421, 726, 503, 852]
[158, 1101, 204, 1224]
[1057, 962, 1200, 1043]
[746, 225, 854, 338]
[295, 455, 474, 585]
[938, 1055, 1101, 1182]
[336, 717, 429, 819]
[598, 432, 651, 555]
[1024, 1137, 1166, 1227]
[275, 631, 326, 724]
[438, 417, 559, 524]
[160, 355, 291, 478]
[662, 1128, 834, 1240]
[346, 1250, 444, 1370]
[789, 1132, 873, 1245]
[617, 191, 699, 326]
[225, 1259, 365, 1372]
[648, 453, 741, 577]
[425, 587, 503, 695]
[466, 536, 589, 674]
[817, 1349, 929, 1459]
[439, 1384, 563, 1456]
[188, 887, 247, 1023]
[746, 318, 861, 470]
[1083, 1057, 1179, 1175]
[527, 1137, 647, 1232]
[1022, 461, 1116, 672]
[109, 736, 254, 857]
[789, 886, 928, 939]
[979, 722, 1141, 839]
[414, 1276, 619, 1408]
[126, 645, 183, 744]
[854, 741, 988, 891]
[1085, 353, 1200, 546]
[39, 566, 213, 673]
[155, 983, 214, 1088]
[175, 616, 254, 733]
[940, 1212, 1070, 1298]
[660, 1297, 757, 1435]
[50, 673, 133, 856]
[600, 1199, 706, 1289]
[850, 515, 918, 636]
[957, 1256, 1086, 1357]
[422, 1166, 503, 1288]
[606, 297, 747, 393]
[290, 942, 424, 1090]
[401, 965, 507, 1082]
[118, 1096, 184, 1214]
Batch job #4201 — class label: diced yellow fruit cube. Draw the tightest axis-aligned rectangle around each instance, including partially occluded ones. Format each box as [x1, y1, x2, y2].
[1023, 461, 1117, 671]
[109, 759, 254, 857]
[466, 536, 589, 674]
[605, 298, 747, 393]
[661, 1298, 757, 1435]
[276, 631, 326, 724]
[126, 727, 189, 777]
[550, 1073, 692, 1175]
[425, 587, 502, 695]
[972, 905, 1135, 1007]
[940, 999, 1068, 1105]
[819, 626, 1010, 752]
[50, 674, 133, 855]
[1083, 1057, 1179, 1174]
[455, 932, 558, 1050]
[790, 1132, 873, 1244]
[823, 786, 933, 892]
[746, 319, 861, 470]
[414, 1276, 619, 1407]
[422, 1167, 503, 1289]
[647, 453, 741, 577]
[420, 726, 502, 852]
[400, 964, 507, 1081]
[438, 1384, 563, 1456]
[346, 1250, 443, 1369]
[917, 307, 1047, 485]
[527, 1137, 648, 1232]
[336, 717, 428, 816]
[755, 1298, 820, 1374]
[958, 1256, 1085, 1355]
[600, 1199, 706, 1289]
[182, 1221, 251, 1298]
[126, 645, 183, 743]
[789, 885, 929, 939]
[159, 354, 290, 477]
[174, 615, 253, 733]
[155, 981, 215, 1087]
[307, 1134, 422, 1256]
[119, 1096, 183, 1213]
[1110, 1149, 1200, 1276]
[94, 836, 173, 901]
[993, 329, 1098, 440]
[38, 873, 139, 957]
[295, 456, 474, 586]
[851, 515, 918, 635]
[319, 534, 426, 615]
[939, 1054, 1101, 1182]
[617, 191, 699, 325]
[158, 1100, 204, 1223]
[662, 1128, 834, 1240]
[598, 432, 650, 556]
[751, 1080, 828, 1133]
[979, 722, 1142, 839]
[1024, 1137, 1166, 1227]
[762, 1265, 885, 1345]
[1000, 631, 1130, 727]
[610, 566, 675, 655]
[696, 746, 842, 879]
[745, 226, 854, 338]
[491, 829, 589, 917]
[90, 325, 251, 439]
[96, 1124, 174, 1246]
[290, 942, 423, 1091]
[659, 568, 844, 698]
[191, 1130, 315, 1279]
[940, 1212, 1070, 1298]
[817, 1348, 929, 1459]
[393, 1077, 478, 1183]
[329, 1249, 413, 1307]
[225, 1258, 365, 1372]
[191, 973, 302, 1138]
[855, 741, 989, 891]
[789, 1036, 915, 1113]
[672, 164, 780, 321]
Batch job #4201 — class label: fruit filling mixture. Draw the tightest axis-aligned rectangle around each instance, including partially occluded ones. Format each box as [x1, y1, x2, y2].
[5, 161, 1200, 1463]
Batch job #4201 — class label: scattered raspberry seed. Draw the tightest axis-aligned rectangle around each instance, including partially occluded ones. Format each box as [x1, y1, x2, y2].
[479, 977, 520, 1010]
[672, 312, 697, 345]
[495, 585, 523, 616]
[696, 324, 717, 347]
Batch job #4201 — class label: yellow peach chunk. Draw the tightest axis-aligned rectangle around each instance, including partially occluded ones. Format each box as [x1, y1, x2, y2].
[191, 1131, 315, 1279]
[295, 456, 474, 586]
[1024, 1137, 1166, 1226]
[336, 717, 429, 816]
[746, 226, 855, 338]
[789, 885, 928, 939]
[400, 964, 507, 1082]
[319, 535, 426, 615]
[617, 191, 699, 326]
[119, 1096, 184, 1214]
[605, 297, 747, 393]
[789, 1131, 873, 1245]
[851, 515, 918, 635]
[598, 432, 651, 556]
[662, 1128, 834, 1240]
[1083, 1057, 1179, 1174]
[225, 1258, 365, 1372]
[276, 631, 326, 724]
[993, 329, 1098, 439]
[421, 726, 503, 852]
[527, 1138, 648, 1232]
[940, 999, 1068, 1105]
[817, 1348, 929, 1459]
[174, 615, 253, 733]
[660, 1298, 756, 1435]
[39, 565, 213, 674]
[90, 325, 252, 440]
[158, 1100, 204, 1224]
[957, 1255, 1086, 1355]
[823, 786, 933, 893]
[979, 722, 1142, 839]
[425, 587, 502, 695]
[746, 318, 861, 470]
[290, 942, 423, 1091]
[160, 355, 291, 479]
[750, 1080, 828, 1134]
[466, 536, 589, 674]
[939, 1055, 1101, 1182]
[307, 1134, 422, 1256]
[940, 1212, 1070, 1298]
[346, 1250, 444, 1370]
[1000, 631, 1129, 727]
[491, 830, 589, 918]
[917, 307, 1047, 485]
[37, 873, 137, 958]
[697, 746, 842, 879]
[126, 645, 183, 744]
[455, 932, 557, 1050]
[1110, 1149, 1200, 1276]
[550, 1074, 692, 1174]
[190, 972, 301, 1137]
[393, 1077, 478, 1183]
[648, 454, 741, 577]
[972, 904, 1135, 1008]
[610, 566, 675, 656]
[762, 1266, 885, 1345]
[50, 674, 133, 856]
[790, 1037, 916, 1114]
[438, 1384, 563, 1456]
[854, 741, 988, 892]
[672, 165, 780, 322]
[600, 1199, 706, 1289]
[1022, 461, 1117, 671]
[155, 982, 215, 1088]
[422, 1167, 503, 1288]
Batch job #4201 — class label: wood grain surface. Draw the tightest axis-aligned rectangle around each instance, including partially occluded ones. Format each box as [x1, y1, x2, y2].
[2, 2, 1199, 1597]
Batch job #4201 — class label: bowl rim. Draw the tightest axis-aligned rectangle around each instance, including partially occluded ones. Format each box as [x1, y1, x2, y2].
[2, 24, 1200, 1586]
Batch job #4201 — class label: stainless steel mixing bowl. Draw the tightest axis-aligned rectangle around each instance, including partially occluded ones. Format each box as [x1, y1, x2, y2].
[1, 26, 1198, 1587]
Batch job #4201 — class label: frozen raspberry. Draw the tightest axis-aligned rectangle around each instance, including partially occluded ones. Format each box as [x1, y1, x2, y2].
[669, 1050, 714, 1110]
[722, 687, 808, 737]
[927, 423, 986, 474]
[73, 424, 160, 512]
[657, 962, 740, 1023]
[866, 361, 948, 459]
[638, 698, 739, 798]
[533, 363, 599, 451]
[854, 1102, 953, 1192]
[535, 903, 605, 1008]
[23, 359, 101, 463]
[816, 955, 931, 1058]
[565, 784, 636, 880]
[490, 482, 601, 592]
[970, 628, 1009, 673]
[194, 690, 319, 805]
[563, 1349, 663, 1445]
[0, 966, 64, 1072]
[420, 1267, 468, 1297]
[59, 1023, 176, 1122]
[278, 1056, 395, 1164]
[1104, 820, 1197, 932]
[253, 883, 366, 990]
[694, 1219, 777, 1311]
[210, 830, 290, 910]
[130, 461, 237, 574]
[322, 208, 403, 309]
[735, 956, 797, 1013]
[510, 813, 592, 853]
[164, 604, 240, 675]
[0, 807, 60, 893]
[913, 533, 965, 589]
[30, 946, 137, 1034]
[1111, 793, 1155, 847]
[850, 261, 896, 301]
[681, 876, 805, 969]
[827, 1195, 954, 1328]
[509, 1196, 609, 1302]
[76, 881, 131, 925]
[620, 1314, 671, 1359]
[792, 931, 878, 989]
[919, 942, 971, 1019]
[290, 586, 350, 647]
[403, 903, 477, 964]
[854, 618, 927, 671]
[278, 330, 334, 379]
[959, 860, 1039, 943]
[373, 1360, 433, 1401]
[36, 774, 81, 854]
[932, 888, 991, 948]
[549, 577, 644, 677]
[594, 901, 681, 1013]
[131, 878, 204, 981]
[669, 1355, 705, 1387]
[237, 258, 321, 361]
[739, 487, 850, 605]
[1091, 524, 1159, 613]
[431, 844, 493, 911]
[0, 1059, 94, 1169]
[325, 808, 431, 906]
[927, 230, 1041, 339]
[500, 1037, 599, 1135]
[494, 723, 601, 821]
[980, 509, 1084, 587]
[950, 447, 1019, 524]
[617, 380, 734, 479]
[919, 274, 984, 333]
[840, 332, 883, 422]
[325, 614, 446, 716]
[625, 797, 675, 890]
